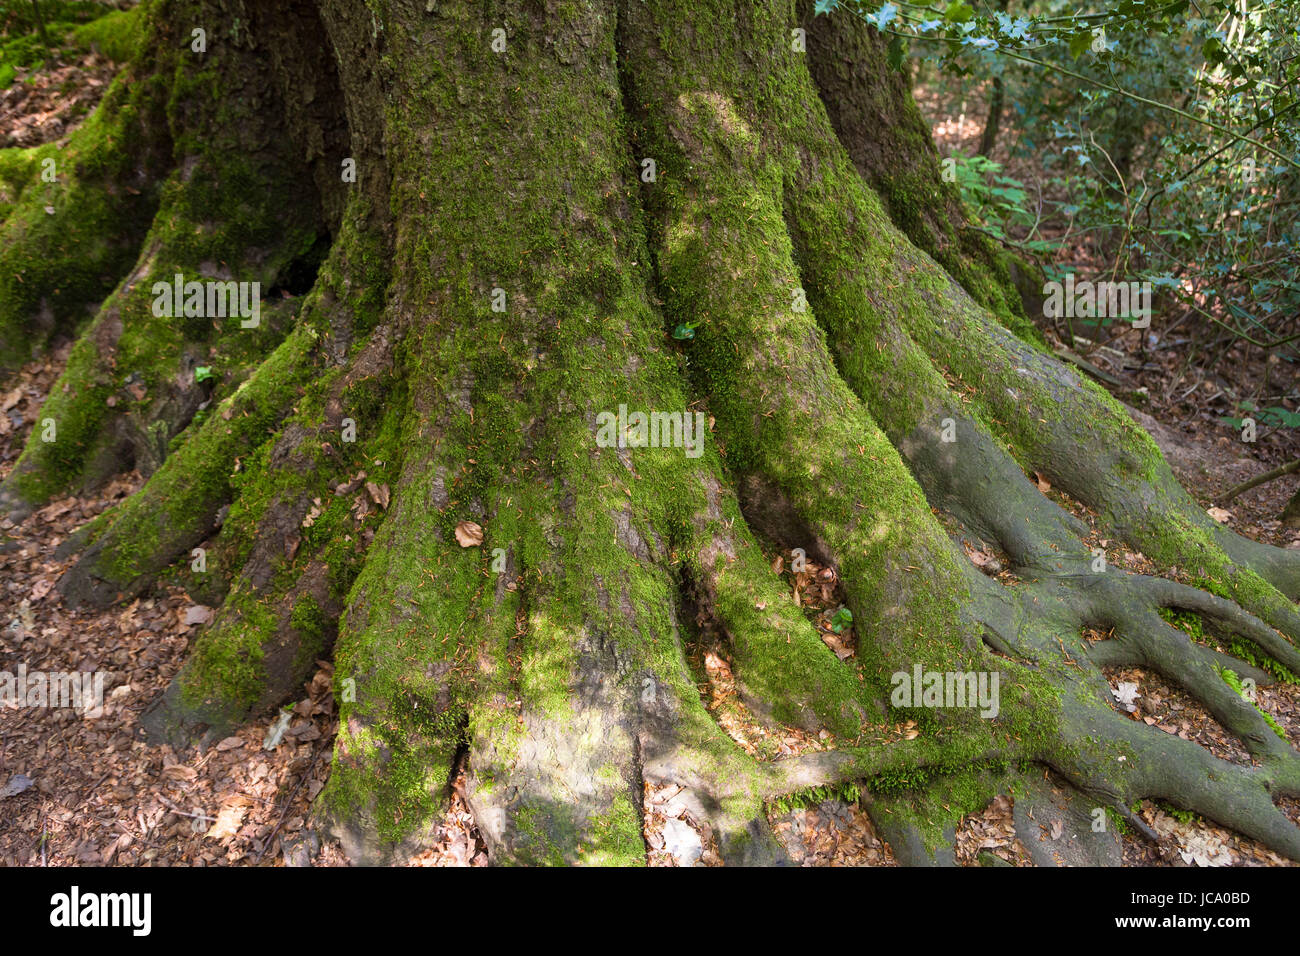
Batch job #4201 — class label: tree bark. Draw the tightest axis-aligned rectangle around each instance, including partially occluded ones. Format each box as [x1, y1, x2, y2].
[4, 0, 1300, 866]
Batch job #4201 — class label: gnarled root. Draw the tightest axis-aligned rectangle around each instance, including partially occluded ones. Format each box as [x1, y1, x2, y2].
[14, 0, 1300, 866]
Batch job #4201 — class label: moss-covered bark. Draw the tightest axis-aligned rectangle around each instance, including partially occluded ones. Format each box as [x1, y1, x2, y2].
[9, 0, 1300, 866]
[0, 2, 173, 371]
[796, 0, 1043, 343]
[0, 0, 342, 517]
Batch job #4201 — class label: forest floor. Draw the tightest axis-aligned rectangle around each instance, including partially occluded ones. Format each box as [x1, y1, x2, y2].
[3, 48, 1300, 868]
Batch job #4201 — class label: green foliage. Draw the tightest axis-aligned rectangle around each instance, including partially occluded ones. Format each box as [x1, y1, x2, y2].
[1225, 638, 1300, 684]
[1160, 605, 1298, 684]
[0, 2, 143, 81]
[1221, 401, 1300, 431]
[1157, 605, 1204, 639]
[820, 0, 1300, 361]
[946, 152, 1050, 249]
[1160, 801, 1198, 825]
[769, 782, 862, 814]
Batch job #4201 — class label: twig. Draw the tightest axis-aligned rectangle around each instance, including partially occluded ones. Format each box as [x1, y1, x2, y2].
[1221, 458, 1300, 502]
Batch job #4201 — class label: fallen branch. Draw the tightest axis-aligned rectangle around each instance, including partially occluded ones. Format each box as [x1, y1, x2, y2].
[1221, 458, 1300, 503]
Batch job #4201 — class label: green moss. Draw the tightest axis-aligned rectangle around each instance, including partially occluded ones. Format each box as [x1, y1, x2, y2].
[579, 796, 645, 867]
[1217, 666, 1289, 739]
[178, 602, 275, 716]
[72, 326, 316, 591]
[0, 1, 177, 372]
[70, 8, 145, 63]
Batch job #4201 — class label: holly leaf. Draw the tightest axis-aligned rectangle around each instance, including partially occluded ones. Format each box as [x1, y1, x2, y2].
[865, 2, 898, 30]
[1068, 29, 1093, 59]
[944, 0, 974, 24]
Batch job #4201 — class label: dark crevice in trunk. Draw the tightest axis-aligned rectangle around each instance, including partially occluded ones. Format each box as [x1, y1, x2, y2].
[268, 231, 334, 299]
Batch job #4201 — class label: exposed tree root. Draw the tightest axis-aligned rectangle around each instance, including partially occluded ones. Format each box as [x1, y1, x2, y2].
[5, 0, 1300, 866]
[0, 5, 175, 370]
[0, 0, 344, 516]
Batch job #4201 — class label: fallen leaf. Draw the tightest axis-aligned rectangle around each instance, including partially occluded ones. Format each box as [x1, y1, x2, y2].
[0, 774, 34, 799]
[455, 521, 484, 547]
[184, 605, 212, 626]
[205, 804, 246, 841]
[367, 482, 390, 509]
[1112, 681, 1141, 713]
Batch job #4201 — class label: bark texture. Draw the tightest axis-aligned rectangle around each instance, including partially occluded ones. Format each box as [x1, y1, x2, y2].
[5, 0, 1300, 866]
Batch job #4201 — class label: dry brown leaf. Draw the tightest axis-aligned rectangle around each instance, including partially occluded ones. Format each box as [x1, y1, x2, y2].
[367, 481, 391, 509]
[183, 605, 212, 626]
[455, 521, 484, 547]
[205, 804, 246, 841]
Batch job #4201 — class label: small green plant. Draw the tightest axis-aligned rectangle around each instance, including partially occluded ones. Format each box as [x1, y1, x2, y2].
[1160, 802, 1198, 826]
[1221, 401, 1300, 432]
[1161, 606, 1297, 685]
[769, 782, 862, 815]
[194, 366, 215, 383]
[1158, 606, 1204, 640]
[1221, 635, 1299, 685]
[830, 606, 853, 634]
[1104, 805, 1130, 836]
[947, 152, 1048, 250]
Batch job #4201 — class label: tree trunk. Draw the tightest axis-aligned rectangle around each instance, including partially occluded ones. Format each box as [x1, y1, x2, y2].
[5, 0, 1300, 866]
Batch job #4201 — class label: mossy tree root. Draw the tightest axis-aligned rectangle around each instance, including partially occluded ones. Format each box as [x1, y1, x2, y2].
[18, 0, 1300, 866]
[0, 0, 346, 518]
[0, 1, 176, 371]
[620, 0, 1300, 863]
